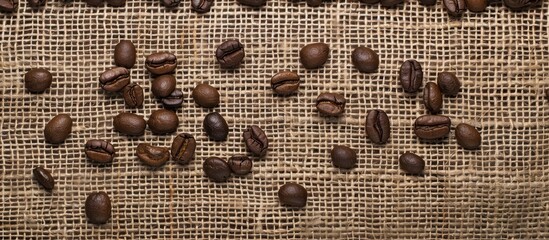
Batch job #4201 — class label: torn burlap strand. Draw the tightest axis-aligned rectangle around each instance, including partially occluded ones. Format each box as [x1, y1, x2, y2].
[1, 0, 548, 238]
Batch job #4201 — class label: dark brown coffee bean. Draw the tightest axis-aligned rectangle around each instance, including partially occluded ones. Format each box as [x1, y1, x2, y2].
[161, 89, 184, 108]
[85, 0, 103, 6]
[145, 52, 177, 75]
[300, 43, 329, 69]
[465, 0, 487, 11]
[306, 0, 321, 6]
[152, 75, 177, 98]
[216, 40, 245, 69]
[24, 68, 52, 93]
[0, 0, 16, 12]
[351, 47, 379, 73]
[330, 145, 357, 169]
[359, 0, 380, 3]
[243, 125, 268, 157]
[380, 0, 403, 7]
[122, 83, 144, 108]
[28, 0, 45, 7]
[192, 83, 220, 108]
[44, 114, 72, 144]
[136, 143, 170, 167]
[85, 192, 111, 224]
[419, 0, 436, 5]
[171, 133, 196, 165]
[271, 71, 300, 95]
[414, 115, 451, 140]
[161, 0, 179, 7]
[85, 140, 115, 164]
[365, 109, 390, 144]
[228, 155, 252, 175]
[399, 152, 425, 174]
[437, 72, 461, 96]
[148, 109, 179, 135]
[444, 0, 466, 16]
[113, 112, 146, 136]
[191, 0, 213, 12]
[114, 40, 136, 69]
[203, 112, 229, 141]
[33, 167, 54, 190]
[503, 0, 541, 11]
[99, 67, 130, 92]
[278, 183, 307, 208]
[203, 157, 231, 182]
[455, 123, 481, 150]
[423, 82, 443, 114]
[236, 0, 266, 7]
[399, 60, 423, 93]
[315, 92, 346, 117]
[106, 0, 124, 6]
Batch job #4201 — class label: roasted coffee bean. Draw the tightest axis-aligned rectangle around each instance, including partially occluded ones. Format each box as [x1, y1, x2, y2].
[306, 0, 322, 6]
[99, 67, 130, 92]
[203, 112, 229, 141]
[423, 82, 443, 114]
[443, 0, 466, 16]
[414, 115, 451, 140]
[271, 71, 300, 95]
[148, 109, 179, 135]
[351, 47, 379, 73]
[300, 43, 329, 69]
[152, 75, 177, 98]
[44, 114, 72, 144]
[25, 68, 52, 93]
[437, 72, 461, 96]
[122, 83, 144, 108]
[399, 60, 423, 93]
[192, 83, 220, 108]
[0, 0, 16, 12]
[465, 0, 487, 11]
[106, 0, 124, 6]
[114, 40, 136, 68]
[191, 0, 213, 12]
[380, 0, 403, 7]
[85, 140, 115, 164]
[145, 52, 177, 75]
[28, 0, 45, 7]
[243, 125, 268, 157]
[171, 133, 196, 165]
[503, 0, 541, 11]
[228, 155, 252, 175]
[315, 92, 346, 117]
[236, 0, 266, 7]
[365, 109, 390, 144]
[419, 0, 436, 5]
[399, 152, 425, 174]
[160, 0, 179, 7]
[455, 123, 481, 150]
[359, 0, 380, 3]
[161, 89, 184, 108]
[136, 143, 170, 167]
[216, 40, 245, 69]
[33, 167, 54, 190]
[113, 112, 146, 136]
[203, 157, 231, 182]
[330, 145, 357, 169]
[278, 183, 307, 208]
[85, 192, 111, 224]
[85, 0, 103, 6]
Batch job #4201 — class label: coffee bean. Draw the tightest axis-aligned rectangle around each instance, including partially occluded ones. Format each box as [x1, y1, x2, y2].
[365, 109, 390, 144]
[351, 47, 379, 73]
[243, 125, 268, 157]
[503, 0, 541, 11]
[443, 0, 466, 16]
[399, 152, 425, 174]
[437, 72, 461, 96]
[237, 0, 266, 7]
[380, 0, 403, 7]
[278, 183, 307, 208]
[28, 0, 45, 7]
[122, 83, 144, 108]
[271, 71, 300, 95]
[85, 0, 103, 6]
[171, 133, 196, 165]
[315, 92, 346, 117]
[455, 123, 481, 150]
[216, 40, 245, 69]
[113, 112, 146, 136]
[228, 155, 252, 175]
[0, 0, 16, 12]
[114, 40, 136, 69]
[160, 0, 179, 7]
[44, 114, 72, 144]
[419, 0, 436, 5]
[414, 115, 451, 140]
[359, 0, 380, 3]
[25, 68, 52, 93]
[399, 60, 423, 93]
[203, 112, 229, 141]
[423, 82, 443, 114]
[192, 83, 220, 108]
[85, 140, 115, 164]
[465, 0, 487, 11]
[85, 192, 111, 224]
[161, 89, 184, 108]
[306, 0, 322, 6]
[300, 43, 329, 69]
[191, 0, 213, 12]
[136, 143, 170, 167]
[148, 109, 179, 135]
[99, 67, 130, 92]
[330, 145, 357, 169]
[33, 167, 54, 190]
[203, 157, 231, 182]
[145, 52, 177, 75]
[152, 75, 177, 98]
[106, 0, 124, 6]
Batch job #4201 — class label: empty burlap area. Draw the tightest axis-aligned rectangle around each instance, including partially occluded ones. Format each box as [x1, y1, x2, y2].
[1, 0, 549, 238]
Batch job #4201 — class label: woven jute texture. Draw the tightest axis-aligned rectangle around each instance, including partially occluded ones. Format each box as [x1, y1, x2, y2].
[1, 0, 549, 238]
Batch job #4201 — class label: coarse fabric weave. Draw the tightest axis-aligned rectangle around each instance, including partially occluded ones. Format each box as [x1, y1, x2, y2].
[1, 0, 548, 239]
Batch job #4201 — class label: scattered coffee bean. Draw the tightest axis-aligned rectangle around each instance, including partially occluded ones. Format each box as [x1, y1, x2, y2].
[330, 145, 357, 169]
[161, 89, 184, 108]
[300, 43, 329, 69]
[503, 0, 541, 11]
[99, 67, 130, 92]
[25, 68, 52, 93]
[85, 192, 111, 224]
[359, 0, 380, 3]
[216, 40, 245, 69]
[85, 140, 115, 164]
[85, 0, 103, 6]
[399, 60, 423, 93]
[203, 157, 231, 182]
[306, 0, 321, 6]
[380, 0, 403, 7]
[228, 155, 253, 175]
[152, 75, 177, 98]
[423, 82, 443, 114]
[148, 109, 179, 135]
[171, 133, 196, 165]
[437, 72, 461, 96]
[106, 0, 124, 6]
[136, 143, 170, 167]
[122, 83, 144, 108]
[465, 0, 487, 11]
[28, 0, 45, 7]
[315, 92, 346, 117]
[443, 0, 466, 16]
[145, 52, 177, 75]
[0, 0, 16, 12]
[271, 71, 300, 95]
[192, 83, 220, 108]
[455, 123, 481, 150]
[399, 152, 425, 174]
[113, 112, 146, 136]
[114, 40, 136, 69]
[414, 115, 451, 140]
[237, 0, 266, 6]
[243, 125, 268, 157]
[278, 183, 307, 208]
[351, 47, 379, 73]
[419, 0, 436, 5]
[44, 114, 72, 144]
[365, 109, 390, 144]
[191, 0, 213, 12]
[33, 167, 54, 190]
[160, 0, 180, 7]
[203, 112, 229, 141]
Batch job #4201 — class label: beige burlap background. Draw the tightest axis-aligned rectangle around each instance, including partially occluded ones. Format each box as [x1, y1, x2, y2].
[1, 0, 549, 238]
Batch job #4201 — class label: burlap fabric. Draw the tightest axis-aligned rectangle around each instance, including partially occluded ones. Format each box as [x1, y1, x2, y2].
[1, 0, 548, 238]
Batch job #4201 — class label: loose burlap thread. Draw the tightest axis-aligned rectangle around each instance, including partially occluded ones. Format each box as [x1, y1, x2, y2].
[1, 0, 548, 239]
